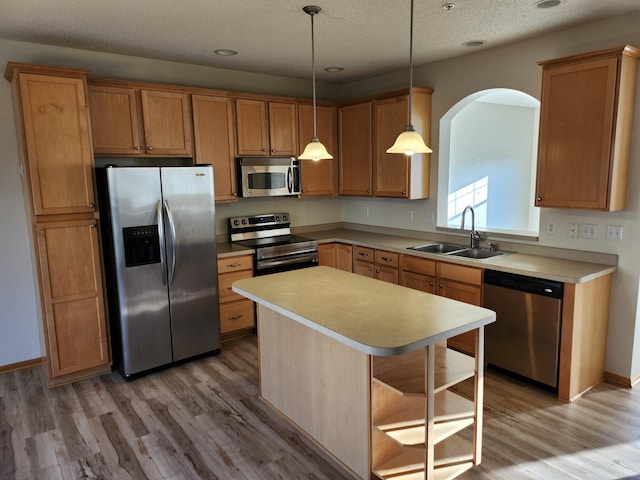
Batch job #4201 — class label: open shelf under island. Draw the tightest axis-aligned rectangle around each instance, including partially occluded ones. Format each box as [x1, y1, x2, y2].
[233, 266, 496, 480]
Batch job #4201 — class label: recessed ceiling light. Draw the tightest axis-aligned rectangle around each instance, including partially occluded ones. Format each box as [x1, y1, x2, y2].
[535, 0, 562, 8]
[442, 3, 455, 11]
[215, 49, 238, 56]
[324, 67, 344, 73]
[463, 40, 486, 47]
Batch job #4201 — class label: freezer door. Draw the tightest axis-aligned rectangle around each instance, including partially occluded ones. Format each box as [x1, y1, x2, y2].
[106, 167, 173, 376]
[161, 166, 221, 360]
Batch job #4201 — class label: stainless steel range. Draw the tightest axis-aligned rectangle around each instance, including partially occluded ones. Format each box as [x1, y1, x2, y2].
[228, 213, 319, 276]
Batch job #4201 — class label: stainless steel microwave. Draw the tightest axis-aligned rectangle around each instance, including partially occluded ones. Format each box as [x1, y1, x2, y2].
[237, 157, 301, 197]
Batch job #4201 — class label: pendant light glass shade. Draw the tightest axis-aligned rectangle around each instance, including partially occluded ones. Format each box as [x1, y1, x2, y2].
[387, 0, 431, 156]
[299, 5, 333, 161]
[299, 136, 333, 160]
[386, 125, 432, 155]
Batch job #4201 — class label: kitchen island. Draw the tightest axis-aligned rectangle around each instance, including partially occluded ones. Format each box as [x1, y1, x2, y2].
[233, 266, 496, 480]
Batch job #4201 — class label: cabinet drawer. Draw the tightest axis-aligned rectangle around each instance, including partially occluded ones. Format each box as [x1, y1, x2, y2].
[438, 262, 482, 285]
[401, 255, 436, 276]
[220, 300, 255, 334]
[217, 255, 253, 274]
[375, 250, 399, 268]
[353, 246, 374, 261]
[219, 269, 253, 303]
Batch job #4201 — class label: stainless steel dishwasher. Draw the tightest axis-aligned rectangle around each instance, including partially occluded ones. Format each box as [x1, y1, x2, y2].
[483, 270, 563, 389]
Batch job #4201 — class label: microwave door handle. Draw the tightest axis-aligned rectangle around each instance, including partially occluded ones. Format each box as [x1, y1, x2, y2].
[287, 166, 293, 194]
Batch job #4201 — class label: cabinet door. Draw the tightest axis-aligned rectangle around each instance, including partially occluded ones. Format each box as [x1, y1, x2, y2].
[353, 259, 375, 278]
[36, 219, 110, 378]
[535, 57, 618, 210]
[336, 243, 353, 272]
[374, 96, 410, 198]
[375, 265, 398, 284]
[269, 102, 297, 156]
[339, 102, 373, 196]
[440, 279, 481, 355]
[236, 99, 269, 155]
[299, 104, 337, 196]
[192, 95, 238, 201]
[400, 270, 436, 294]
[18, 73, 95, 215]
[318, 243, 337, 267]
[140, 90, 193, 155]
[88, 85, 143, 155]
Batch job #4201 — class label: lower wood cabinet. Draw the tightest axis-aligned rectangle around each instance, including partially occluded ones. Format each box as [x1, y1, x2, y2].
[217, 255, 255, 338]
[401, 255, 482, 355]
[35, 218, 111, 382]
[319, 242, 354, 272]
[354, 246, 399, 284]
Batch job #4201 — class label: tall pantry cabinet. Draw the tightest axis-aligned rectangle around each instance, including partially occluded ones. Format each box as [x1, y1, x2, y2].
[5, 62, 111, 386]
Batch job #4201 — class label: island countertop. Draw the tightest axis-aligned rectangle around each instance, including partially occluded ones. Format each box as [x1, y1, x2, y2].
[232, 266, 495, 356]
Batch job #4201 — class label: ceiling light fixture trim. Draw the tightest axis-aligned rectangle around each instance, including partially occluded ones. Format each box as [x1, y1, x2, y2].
[386, 0, 432, 156]
[299, 5, 333, 161]
[214, 49, 238, 56]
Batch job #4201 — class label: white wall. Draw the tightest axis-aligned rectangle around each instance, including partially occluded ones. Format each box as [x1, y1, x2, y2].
[2, 12, 640, 381]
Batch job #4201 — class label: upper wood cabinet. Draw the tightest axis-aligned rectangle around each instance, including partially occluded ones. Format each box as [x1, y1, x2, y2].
[374, 90, 431, 199]
[88, 83, 193, 156]
[535, 45, 640, 211]
[298, 104, 337, 196]
[339, 102, 373, 196]
[339, 88, 432, 199]
[192, 94, 238, 202]
[6, 65, 96, 215]
[236, 99, 298, 156]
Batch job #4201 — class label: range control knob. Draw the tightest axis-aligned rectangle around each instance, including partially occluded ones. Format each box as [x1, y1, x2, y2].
[241, 219, 247, 225]
[275, 216, 281, 221]
[282, 215, 288, 221]
[233, 219, 240, 226]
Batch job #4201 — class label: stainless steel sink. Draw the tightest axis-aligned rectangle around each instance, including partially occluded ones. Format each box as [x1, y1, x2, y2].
[407, 243, 507, 260]
[447, 248, 506, 259]
[408, 243, 466, 254]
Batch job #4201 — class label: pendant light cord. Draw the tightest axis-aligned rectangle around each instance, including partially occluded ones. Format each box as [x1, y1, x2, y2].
[407, 0, 414, 128]
[311, 10, 318, 138]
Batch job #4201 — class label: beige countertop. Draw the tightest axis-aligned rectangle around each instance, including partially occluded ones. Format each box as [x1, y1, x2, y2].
[233, 266, 496, 356]
[301, 228, 617, 284]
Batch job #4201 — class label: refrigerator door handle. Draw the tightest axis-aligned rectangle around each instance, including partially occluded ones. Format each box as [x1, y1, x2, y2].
[164, 199, 177, 285]
[156, 200, 168, 286]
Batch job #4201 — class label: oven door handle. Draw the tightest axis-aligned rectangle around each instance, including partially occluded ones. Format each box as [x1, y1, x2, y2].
[257, 246, 318, 260]
[257, 252, 319, 270]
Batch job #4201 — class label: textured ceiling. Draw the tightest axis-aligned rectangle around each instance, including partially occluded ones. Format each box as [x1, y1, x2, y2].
[1, 0, 639, 83]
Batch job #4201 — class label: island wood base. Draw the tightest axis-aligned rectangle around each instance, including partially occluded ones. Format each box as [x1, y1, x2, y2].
[257, 304, 485, 480]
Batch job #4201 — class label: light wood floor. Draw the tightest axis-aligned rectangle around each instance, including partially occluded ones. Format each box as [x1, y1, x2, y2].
[1, 335, 639, 480]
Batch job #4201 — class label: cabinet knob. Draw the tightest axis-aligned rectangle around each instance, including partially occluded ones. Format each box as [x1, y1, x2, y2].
[367, 189, 371, 193]
[134, 146, 141, 151]
[381, 256, 392, 262]
[402, 191, 406, 195]
[233, 192, 238, 196]
[147, 146, 153, 151]
[368, 266, 373, 271]
[429, 281, 434, 286]
[227, 263, 241, 268]
[89, 203, 95, 209]
[536, 197, 542, 202]
[347, 249, 351, 253]
[90, 223, 97, 229]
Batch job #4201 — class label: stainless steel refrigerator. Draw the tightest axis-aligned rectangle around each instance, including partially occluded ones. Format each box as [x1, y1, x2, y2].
[100, 165, 220, 378]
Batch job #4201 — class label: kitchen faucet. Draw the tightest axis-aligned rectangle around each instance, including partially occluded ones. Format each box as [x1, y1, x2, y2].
[461, 206, 481, 248]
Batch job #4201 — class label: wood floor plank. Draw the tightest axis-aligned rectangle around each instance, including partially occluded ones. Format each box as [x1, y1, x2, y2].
[1, 335, 639, 479]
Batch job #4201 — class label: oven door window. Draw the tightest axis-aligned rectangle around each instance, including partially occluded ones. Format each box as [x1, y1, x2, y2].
[249, 172, 286, 190]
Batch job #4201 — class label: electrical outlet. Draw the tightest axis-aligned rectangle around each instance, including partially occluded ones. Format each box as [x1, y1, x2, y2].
[425, 212, 435, 223]
[305, 206, 311, 218]
[580, 223, 598, 239]
[408, 210, 413, 221]
[606, 225, 623, 241]
[568, 223, 579, 239]
[546, 221, 556, 235]
[363, 206, 369, 217]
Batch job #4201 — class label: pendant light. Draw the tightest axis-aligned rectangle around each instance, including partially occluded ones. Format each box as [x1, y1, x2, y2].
[299, 5, 333, 161]
[386, 0, 432, 156]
